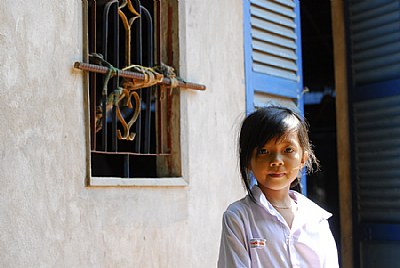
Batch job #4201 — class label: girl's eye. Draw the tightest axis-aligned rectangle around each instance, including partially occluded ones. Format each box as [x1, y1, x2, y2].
[284, 147, 294, 153]
[257, 148, 268, 155]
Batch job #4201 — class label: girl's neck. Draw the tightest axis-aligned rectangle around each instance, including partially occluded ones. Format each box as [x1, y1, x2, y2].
[260, 186, 297, 228]
[259, 186, 292, 208]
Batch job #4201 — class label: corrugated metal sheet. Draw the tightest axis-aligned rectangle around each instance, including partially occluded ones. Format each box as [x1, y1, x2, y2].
[349, 0, 400, 85]
[250, 0, 298, 82]
[353, 94, 400, 222]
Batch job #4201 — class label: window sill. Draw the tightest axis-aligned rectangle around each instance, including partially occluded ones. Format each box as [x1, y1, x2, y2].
[89, 177, 188, 187]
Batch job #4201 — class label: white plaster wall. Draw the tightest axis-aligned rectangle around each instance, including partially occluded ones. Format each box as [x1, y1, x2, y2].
[179, 0, 247, 265]
[0, 0, 245, 267]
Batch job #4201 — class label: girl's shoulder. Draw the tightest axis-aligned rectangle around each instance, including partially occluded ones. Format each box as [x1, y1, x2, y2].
[223, 195, 259, 220]
[221, 195, 262, 230]
[225, 195, 254, 213]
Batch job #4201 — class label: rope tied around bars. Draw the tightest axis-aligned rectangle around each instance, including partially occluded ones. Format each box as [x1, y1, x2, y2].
[88, 53, 183, 140]
[121, 63, 182, 91]
[121, 65, 164, 90]
[89, 53, 182, 90]
[153, 63, 181, 89]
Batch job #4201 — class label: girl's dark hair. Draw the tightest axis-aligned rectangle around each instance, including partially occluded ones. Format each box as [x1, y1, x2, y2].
[239, 105, 319, 201]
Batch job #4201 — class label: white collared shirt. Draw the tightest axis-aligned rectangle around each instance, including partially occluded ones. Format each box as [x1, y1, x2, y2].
[218, 187, 339, 268]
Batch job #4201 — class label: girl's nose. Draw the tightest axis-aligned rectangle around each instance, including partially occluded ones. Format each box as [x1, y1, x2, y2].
[270, 156, 284, 167]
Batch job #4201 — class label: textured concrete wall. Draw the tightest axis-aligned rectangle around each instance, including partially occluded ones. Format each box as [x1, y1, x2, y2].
[0, 0, 245, 267]
[180, 0, 246, 265]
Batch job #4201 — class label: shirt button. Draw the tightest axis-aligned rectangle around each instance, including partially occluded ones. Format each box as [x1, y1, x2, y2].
[286, 237, 289, 245]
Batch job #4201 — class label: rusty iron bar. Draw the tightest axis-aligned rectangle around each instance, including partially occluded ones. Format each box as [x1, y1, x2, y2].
[74, 62, 207, 91]
[89, 0, 97, 151]
[92, 150, 169, 156]
[132, 0, 143, 153]
[141, 5, 153, 154]
[103, 0, 120, 152]
[155, 0, 163, 155]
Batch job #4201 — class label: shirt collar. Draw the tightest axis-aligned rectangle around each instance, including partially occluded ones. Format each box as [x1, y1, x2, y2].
[251, 186, 283, 217]
[250, 185, 332, 221]
[293, 191, 332, 221]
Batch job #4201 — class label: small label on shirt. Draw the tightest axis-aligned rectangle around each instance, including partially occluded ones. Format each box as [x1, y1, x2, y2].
[249, 238, 266, 249]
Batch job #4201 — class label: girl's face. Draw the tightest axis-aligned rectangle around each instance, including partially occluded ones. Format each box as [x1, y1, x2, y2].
[248, 130, 307, 193]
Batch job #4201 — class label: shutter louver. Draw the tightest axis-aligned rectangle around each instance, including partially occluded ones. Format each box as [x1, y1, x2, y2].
[349, 0, 400, 86]
[354, 94, 400, 222]
[250, 0, 298, 82]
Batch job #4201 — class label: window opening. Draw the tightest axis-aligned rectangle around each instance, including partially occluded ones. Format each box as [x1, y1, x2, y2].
[76, 0, 205, 179]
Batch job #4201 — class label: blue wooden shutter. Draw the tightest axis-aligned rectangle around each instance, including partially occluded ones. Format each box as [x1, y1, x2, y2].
[348, 0, 400, 266]
[243, 0, 303, 113]
[243, 0, 305, 191]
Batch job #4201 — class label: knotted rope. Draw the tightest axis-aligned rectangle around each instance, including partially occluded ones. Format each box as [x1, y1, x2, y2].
[88, 53, 182, 139]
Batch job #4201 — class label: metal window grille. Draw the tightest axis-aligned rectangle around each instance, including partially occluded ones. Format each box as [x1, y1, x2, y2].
[77, 0, 205, 178]
[86, 0, 170, 178]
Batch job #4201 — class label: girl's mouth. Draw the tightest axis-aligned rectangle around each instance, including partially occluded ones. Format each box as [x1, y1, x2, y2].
[268, 173, 285, 178]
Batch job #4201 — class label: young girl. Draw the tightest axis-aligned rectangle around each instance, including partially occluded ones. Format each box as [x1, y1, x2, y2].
[218, 106, 338, 268]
